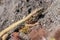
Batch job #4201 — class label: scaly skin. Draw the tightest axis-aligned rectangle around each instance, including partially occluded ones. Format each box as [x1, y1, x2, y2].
[0, 7, 43, 37]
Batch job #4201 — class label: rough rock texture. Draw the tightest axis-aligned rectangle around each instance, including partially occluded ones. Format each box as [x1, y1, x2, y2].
[9, 32, 20, 40]
[38, 0, 60, 39]
[1, 0, 60, 40]
[54, 29, 60, 40]
[28, 28, 47, 40]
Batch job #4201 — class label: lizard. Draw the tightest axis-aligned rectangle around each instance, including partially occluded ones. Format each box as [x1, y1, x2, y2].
[0, 7, 43, 38]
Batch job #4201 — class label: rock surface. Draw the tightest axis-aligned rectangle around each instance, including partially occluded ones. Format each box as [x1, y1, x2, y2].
[1, 0, 60, 40]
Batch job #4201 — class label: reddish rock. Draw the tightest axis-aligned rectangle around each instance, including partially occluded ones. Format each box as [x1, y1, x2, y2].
[10, 32, 21, 40]
[38, 28, 47, 37]
[28, 28, 47, 40]
[54, 29, 60, 40]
